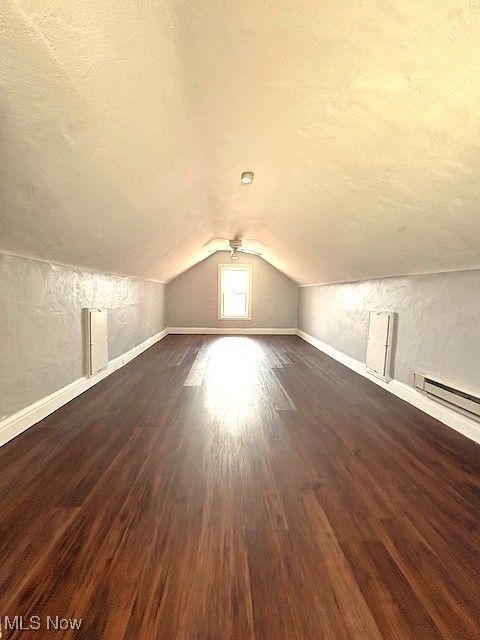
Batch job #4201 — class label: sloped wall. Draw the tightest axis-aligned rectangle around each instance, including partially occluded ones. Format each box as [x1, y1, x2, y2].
[298, 269, 480, 393]
[0, 252, 166, 421]
[167, 253, 298, 329]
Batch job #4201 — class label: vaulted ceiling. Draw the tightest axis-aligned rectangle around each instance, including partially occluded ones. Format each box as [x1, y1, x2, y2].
[1, 1, 480, 285]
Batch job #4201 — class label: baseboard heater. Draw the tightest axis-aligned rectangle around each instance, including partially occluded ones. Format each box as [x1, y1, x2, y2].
[414, 373, 480, 419]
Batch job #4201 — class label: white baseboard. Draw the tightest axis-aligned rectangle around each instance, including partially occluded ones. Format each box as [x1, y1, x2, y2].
[167, 327, 296, 335]
[296, 329, 480, 445]
[0, 328, 168, 448]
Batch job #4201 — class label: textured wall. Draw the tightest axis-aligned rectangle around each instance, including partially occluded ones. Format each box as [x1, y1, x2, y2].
[298, 269, 480, 392]
[0, 253, 166, 420]
[167, 253, 298, 329]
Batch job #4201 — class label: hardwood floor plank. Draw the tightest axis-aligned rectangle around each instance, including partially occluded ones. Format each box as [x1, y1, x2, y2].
[302, 491, 384, 640]
[380, 516, 480, 639]
[341, 539, 443, 640]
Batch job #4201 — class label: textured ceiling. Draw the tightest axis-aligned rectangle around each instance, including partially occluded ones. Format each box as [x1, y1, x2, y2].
[1, 1, 480, 284]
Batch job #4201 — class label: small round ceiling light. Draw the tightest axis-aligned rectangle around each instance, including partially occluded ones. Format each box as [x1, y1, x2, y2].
[240, 171, 254, 184]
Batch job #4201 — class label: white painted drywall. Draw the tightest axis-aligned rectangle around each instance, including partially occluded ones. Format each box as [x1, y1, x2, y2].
[166, 253, 297, 329]
[0, 252, 166, 420]
[298, 269, 480, 393]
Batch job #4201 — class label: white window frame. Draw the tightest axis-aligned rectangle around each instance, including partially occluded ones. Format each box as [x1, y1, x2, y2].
[218, 264, 252, 320]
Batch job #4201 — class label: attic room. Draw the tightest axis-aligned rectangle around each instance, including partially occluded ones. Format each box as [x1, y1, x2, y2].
[0, 1, 479, 638]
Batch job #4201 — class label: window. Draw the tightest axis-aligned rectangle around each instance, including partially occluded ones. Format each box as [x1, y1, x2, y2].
[218, 264, 252, 320]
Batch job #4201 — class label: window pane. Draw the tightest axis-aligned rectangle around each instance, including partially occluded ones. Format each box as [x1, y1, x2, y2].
[223, 269, 247, 293]
[223, 293, 247, 317]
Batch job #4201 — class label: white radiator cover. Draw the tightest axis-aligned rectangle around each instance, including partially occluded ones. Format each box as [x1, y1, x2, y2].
[414, 373, 480, 420]
[86, 308, 108, 376]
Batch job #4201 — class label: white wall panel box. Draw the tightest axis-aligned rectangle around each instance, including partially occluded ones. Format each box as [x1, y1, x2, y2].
[85, 309, 108, 376]
[366, 311, 395, 381]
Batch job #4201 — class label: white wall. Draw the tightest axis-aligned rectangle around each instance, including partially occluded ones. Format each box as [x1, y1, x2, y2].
[0, 252, 166, 421]
[298, 269, 480, 393]
[167, 252, 298, 329]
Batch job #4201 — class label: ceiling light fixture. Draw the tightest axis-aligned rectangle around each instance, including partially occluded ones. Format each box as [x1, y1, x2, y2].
[240, 171, 254, 184]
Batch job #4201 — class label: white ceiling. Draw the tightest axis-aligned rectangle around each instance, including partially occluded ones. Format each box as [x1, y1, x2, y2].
[1, 1, 480, 285]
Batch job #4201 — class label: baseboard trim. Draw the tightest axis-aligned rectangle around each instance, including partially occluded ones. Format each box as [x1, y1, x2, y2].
[167, 327, 296, 335]
[296, 329, 480, 445]
[0, 328, 169, 448]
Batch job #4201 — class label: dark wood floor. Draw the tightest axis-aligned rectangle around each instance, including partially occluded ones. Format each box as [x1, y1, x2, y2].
[0, 335, 479, 639]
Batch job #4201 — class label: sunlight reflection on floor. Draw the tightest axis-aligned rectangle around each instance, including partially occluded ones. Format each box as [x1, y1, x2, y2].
[202, 338, 264, 432]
